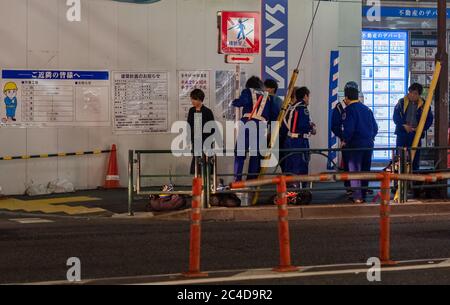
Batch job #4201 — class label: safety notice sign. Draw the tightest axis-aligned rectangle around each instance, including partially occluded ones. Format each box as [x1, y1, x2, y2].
[219, 11, 260, 55]
[0, 69, 110, 127]
[113, 72, 169, 134]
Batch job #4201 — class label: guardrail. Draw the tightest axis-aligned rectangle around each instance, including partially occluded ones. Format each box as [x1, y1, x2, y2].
[127, 146, 450, 215]
[181, 171, 450, 276]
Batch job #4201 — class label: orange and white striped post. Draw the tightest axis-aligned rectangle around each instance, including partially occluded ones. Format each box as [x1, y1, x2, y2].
[380, 173, 396, 266]
[183, 177, 208, 278]
[274, 176, 299, 273]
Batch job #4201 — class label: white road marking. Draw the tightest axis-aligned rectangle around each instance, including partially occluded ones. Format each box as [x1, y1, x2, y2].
[10, 218, 54, 224]
[22, 258, 450, 285]
[141, 259, 450, 285]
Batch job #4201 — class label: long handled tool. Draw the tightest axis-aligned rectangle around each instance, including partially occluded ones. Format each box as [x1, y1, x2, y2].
[251, 1, 322, 205]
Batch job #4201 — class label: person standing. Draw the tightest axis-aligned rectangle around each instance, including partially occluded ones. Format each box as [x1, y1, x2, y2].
[393, 83, 433, 173]
[331, 95, 351, 198]
[187, 89, 215, 175]
[342, 82, 378, 204]
[283, 87, 316, 191]
[232, 76, 279, 181]
[264, 79, 286, 172]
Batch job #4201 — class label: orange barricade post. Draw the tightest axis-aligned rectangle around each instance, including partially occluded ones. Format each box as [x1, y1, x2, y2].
[380, 173, 397, 266]
[274, 176, 299, 273]
[183, 177, 208, 278]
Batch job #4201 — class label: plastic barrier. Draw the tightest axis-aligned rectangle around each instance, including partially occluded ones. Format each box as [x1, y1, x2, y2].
[231, 171, 450, 268]
[183, 177, 208, 278]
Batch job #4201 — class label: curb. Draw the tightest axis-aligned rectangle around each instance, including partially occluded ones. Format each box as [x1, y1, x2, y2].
[153, 201, 450, 222]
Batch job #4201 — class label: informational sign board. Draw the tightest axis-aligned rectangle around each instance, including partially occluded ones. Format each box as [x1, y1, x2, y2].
[0, 70, 110, 127]
[361, 30, 409, 161]
[219, 11, 260, 55]
[225, 55, 255, 64]
[178, 71, 211, 120]
[113, 71, 169, 134]
[215, 70, 246, 120]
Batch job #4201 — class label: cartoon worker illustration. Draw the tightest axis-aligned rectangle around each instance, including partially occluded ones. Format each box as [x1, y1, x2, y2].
[3, 82, 18, 122]
[237, 19, 246, 41]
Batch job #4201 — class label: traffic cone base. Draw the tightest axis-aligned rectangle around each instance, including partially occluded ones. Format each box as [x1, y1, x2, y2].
[182, 272, 209, 279]
[273, 266, 300, 273]
[381, 260, 398, 267]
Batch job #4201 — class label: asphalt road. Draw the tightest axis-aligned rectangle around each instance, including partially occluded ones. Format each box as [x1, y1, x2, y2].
[1, 213, 450, 284]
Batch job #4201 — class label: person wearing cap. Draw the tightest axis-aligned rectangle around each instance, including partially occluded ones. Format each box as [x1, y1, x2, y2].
[331, 84, 351, 198]
[393, 83, 433, 173]
[283, 87, 316, 198]
[342, 82, 378, 204]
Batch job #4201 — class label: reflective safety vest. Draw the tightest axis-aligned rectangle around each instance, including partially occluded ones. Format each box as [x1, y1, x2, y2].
[243, 89, 270, 122]
[283, 102, 310, 139]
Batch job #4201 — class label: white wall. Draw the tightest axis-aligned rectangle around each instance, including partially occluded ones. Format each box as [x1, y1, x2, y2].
[0, 0, 361, 195]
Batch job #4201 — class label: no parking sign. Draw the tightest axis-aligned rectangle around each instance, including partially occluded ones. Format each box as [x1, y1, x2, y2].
[218, 11, 260, 55]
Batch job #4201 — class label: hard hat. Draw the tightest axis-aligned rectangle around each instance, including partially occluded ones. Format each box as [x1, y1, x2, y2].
[344, 81, 359, 92]
[3, 82, 18, 92]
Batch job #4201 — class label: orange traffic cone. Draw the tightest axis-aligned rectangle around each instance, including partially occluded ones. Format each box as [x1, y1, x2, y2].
[104, 144, 120, 189]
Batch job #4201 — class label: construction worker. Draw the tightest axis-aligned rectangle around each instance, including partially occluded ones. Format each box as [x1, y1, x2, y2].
[264, 79, 286, 172]
[393, 83, 433, 173]
[283, 87, 316, 193]
[233, 76, 279, 182]
[3, 82, 18, 121]
[331, 95, 352, 198]
[342, 82, 378, 204]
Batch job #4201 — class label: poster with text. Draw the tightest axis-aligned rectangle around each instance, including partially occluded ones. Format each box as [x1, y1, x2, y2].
[0, 70, 110, 127]
[178, 71, 211, 121]
[113, 71, 169, 134]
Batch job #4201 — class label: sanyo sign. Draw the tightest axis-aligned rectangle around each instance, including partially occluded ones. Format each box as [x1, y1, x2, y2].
[262, 0, 288, 97]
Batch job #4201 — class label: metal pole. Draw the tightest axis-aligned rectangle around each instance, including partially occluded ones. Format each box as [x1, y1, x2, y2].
[436, 0, 449, 198]
[205, 157, 211, 209]
[128, 150, 134, 216]
[136, 152, 141, 195]
[400, 148, 407, 203]
[212, 155, 218, 195]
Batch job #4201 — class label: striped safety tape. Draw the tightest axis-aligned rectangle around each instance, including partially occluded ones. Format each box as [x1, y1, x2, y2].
[0, 150, 111, 161]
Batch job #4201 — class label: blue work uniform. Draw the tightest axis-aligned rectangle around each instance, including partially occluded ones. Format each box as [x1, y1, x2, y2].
[342, 101, 379, 201]
[331, 101, 350, 188]
[4, 97, 17, 118]
[393, 97, 433, 172]
[283, 100, 313, 188]
[271, 94, 288, 173]
[233, 88, 279, 181]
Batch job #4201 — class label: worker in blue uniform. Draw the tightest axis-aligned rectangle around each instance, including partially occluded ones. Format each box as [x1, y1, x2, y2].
[264, 79, 287, 172]
[331, 97, 351, 197]
[3, 82, 18, 121]
[393, 83, 433, 173]
[233, 76, 279, 182]
[342, 82, 378, 204]
[283, 87, 316, 191]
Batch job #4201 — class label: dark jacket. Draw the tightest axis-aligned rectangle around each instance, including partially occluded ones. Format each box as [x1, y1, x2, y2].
[393, 97, 433, 139]
[187, 105, 216, 147]
[331, 101, 345, 141]
[342, 101, 378, 148]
